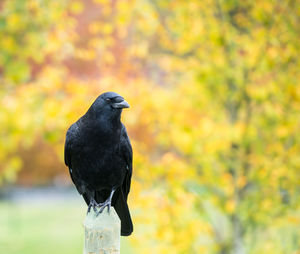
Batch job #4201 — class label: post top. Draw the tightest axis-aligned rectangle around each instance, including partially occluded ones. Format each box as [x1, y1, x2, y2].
[84, 207, 120, 229]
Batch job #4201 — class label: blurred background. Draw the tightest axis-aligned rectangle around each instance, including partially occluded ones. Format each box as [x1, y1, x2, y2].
[0, 0, 300, 253]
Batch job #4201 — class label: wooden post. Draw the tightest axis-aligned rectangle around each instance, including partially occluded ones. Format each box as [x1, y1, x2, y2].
[83, 207, 120, 254]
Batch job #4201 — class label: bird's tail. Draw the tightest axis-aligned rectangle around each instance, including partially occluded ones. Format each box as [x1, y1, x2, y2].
[113, 188, 133, 236]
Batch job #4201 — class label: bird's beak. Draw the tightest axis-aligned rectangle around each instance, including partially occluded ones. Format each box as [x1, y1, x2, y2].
[112, 100, 130, 109]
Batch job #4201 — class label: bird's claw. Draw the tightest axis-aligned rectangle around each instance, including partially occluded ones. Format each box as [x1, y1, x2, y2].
[87, 198, 100, 214]
[96, 200, 112, 215]
[88, 189, 115, 215]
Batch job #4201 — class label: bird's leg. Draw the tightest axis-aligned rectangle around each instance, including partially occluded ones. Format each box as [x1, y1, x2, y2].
[87, 197, 99, 214]
[96, 189, 116, 215]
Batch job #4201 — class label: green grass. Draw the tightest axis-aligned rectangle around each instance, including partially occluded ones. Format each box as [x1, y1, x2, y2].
[0, 201, 134, 254]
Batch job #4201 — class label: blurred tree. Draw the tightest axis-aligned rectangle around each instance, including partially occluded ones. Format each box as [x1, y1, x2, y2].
[1, 0, 300, 253]
[123, 0, 300, 253]
[0, 0, 71, 184]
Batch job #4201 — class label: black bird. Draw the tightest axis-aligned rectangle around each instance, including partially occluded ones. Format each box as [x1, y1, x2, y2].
[64, 92, 133, 236]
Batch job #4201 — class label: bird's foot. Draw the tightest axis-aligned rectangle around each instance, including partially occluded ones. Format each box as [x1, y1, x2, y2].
[87, 198, 100, 214]
[96, 199, 112, 215]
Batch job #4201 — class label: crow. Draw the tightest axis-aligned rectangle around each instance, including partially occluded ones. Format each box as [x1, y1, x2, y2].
[64, 92, 133, 236]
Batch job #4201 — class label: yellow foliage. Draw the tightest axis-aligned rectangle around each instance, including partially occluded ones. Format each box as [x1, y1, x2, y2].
[93, 0, 110, 4]
[225, 199, 236, 214]
[88, 22, 102, 34]
[70, 1, 84, 15]
[7, 13, 21, 31]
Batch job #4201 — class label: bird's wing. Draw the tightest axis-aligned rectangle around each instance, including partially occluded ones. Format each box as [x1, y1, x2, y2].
[113, 124, 133, 235]
[64, 123, 85, 195]
[64, 122, 78, 168]
[120, 124, 132, 197]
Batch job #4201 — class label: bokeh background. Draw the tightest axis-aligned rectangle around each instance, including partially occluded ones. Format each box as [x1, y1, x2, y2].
[1, 0, 300, 253]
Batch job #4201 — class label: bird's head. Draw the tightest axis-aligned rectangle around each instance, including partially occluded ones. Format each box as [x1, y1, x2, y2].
[101, 92, 130, 110]
[88, 92, 130, 120]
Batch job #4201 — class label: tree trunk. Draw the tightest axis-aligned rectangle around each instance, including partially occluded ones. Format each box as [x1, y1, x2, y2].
[232, 215, 245, 254]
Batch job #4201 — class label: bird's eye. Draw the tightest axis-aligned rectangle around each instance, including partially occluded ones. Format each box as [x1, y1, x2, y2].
[106, 98, 111, 102]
